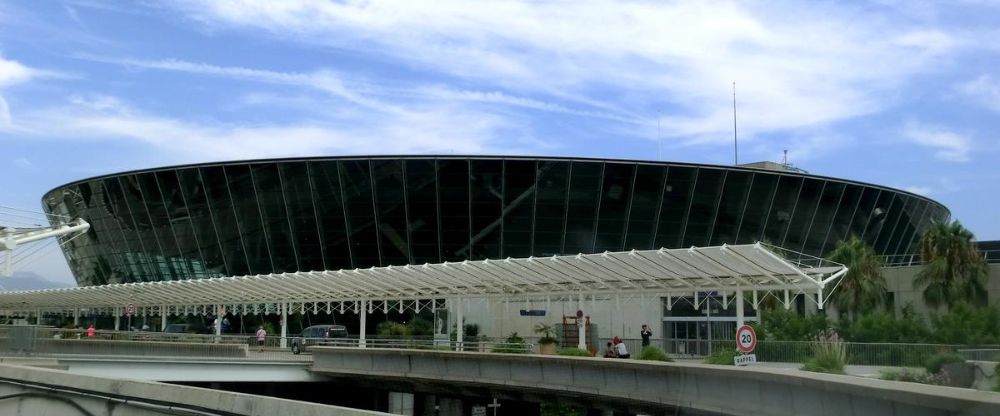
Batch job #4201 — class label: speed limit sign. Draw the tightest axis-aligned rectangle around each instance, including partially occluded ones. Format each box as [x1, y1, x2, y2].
[125, 303, 137, 317]
[736, 325, 757, 353]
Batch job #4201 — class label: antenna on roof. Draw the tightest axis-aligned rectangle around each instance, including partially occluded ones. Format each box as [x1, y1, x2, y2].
[783, 149, 788, 167]
[732, 82, 738, 165]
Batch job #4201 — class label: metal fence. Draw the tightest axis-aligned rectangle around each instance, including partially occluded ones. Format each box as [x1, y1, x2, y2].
[881, 250, 1000, 267]
[664, 339, 1000, 366]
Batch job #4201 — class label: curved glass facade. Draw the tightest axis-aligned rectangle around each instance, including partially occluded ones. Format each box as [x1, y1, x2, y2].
[42, 156, 950, 286]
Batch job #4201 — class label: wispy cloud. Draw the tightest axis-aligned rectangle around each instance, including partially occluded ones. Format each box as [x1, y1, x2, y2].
[902, 185, 933, 196]
[8, 94, 538, 161]
[903, 122, 973, 162]
[164, 0, 961, 146]
[955, 74, 1000, 113]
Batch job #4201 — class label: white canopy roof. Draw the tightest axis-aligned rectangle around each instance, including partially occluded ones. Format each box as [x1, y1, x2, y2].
[0, 243, 846, 314]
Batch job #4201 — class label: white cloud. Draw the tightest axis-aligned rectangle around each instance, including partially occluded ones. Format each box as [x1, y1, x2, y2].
[13, 157, 34, 169]
[9, 95, 537, 161]
[0, 56, 35, 88]
[903, 123, 972, 162]
[165, 0, 956, 146]
[0, 95, 10, 127]
[902, 185, 933, 196]
[955, 75, 1000, 113]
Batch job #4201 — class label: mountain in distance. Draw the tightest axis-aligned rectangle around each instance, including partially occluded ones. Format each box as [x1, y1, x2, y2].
[0, 271, 74, 291]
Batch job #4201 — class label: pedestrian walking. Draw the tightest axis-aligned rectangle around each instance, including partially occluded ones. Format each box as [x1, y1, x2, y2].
[86, 324, 95, 338]
[255, 326, 267, 352]
[640, 324, 652, 347]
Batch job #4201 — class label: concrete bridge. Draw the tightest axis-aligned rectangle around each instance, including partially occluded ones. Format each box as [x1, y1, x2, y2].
[309, 347, 1000, 416]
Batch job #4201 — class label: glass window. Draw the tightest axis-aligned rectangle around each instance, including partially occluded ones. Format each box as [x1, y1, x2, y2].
[404, 159, 440, 264]
[154, 171, 207, 278]
[710, 170, 751, 246]
[594, 163, 635, 252]
[177, 168, 229, 277]
[624, 165, 666, 250]
[371, 160, 411, 266]
[563, 161, 602, 254]
[252, 164, 297, 273]
[470, 160, 503, 260]
[682, 168, 725, 247]
[874, 194, 909, 254]
[502, 160, 536, 258]
[822, 185, 862, 255]
[225, 164, 273, 274]
[654, 166, 696, 249]
[278, 163, 324, 272]
[761, 175, 802, 245]
[735, 173, 778, 244]
[533, 161, 570, 256]
[782, 178, 822, 250]
[200, 166, 251, 276]
[437, 159, 470, 261]
[862, 190, 894, 246]
[309, 161, 353, 270]
[803, 182, 845, 257]
[847, 187, 880, 244]
[891, 199, 928, 256]
[116, 175, 167, 281]
[340, 160, 381, 267]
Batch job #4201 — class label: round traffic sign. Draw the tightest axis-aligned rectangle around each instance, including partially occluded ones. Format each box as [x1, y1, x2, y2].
[125, 303, 137, 316]
[736, 325, 756, 353]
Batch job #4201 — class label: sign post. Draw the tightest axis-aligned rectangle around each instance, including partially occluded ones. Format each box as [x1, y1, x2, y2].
[735, 324, 757, 366]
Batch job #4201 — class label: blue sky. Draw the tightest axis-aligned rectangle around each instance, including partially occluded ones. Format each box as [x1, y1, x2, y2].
[1, 0, 999, 285]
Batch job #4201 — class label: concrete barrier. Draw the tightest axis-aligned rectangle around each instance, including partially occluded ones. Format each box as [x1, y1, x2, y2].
[0, 364, 388, 416]
[310, 347, 1000, 416]
[2, 337, 248, 358]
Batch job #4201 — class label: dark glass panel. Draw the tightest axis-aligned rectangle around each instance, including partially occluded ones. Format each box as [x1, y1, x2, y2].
[470, 160, 503, 260]
[892, 199, 927, 256]
[762, 176, 802, 245]
[782, 178, 823, 251]
[735, 173, 778, 244]
[101, 177, 150, 282]
[683, 169, 726, 247]
[177, 168, 228, 276]
[875, 194, 915, 254]
[200, 166, 251, 276]
[624, 165, 666, 250]
[822, 185, 862, 255]
[371, 160, 410, 265]
[340, 160, 382, 267]
[279, 163, 324, 272]
[533, 161, 570, 256]
[404, 159, 440, 264]
[502, 160, 536, 258]
[438, 159, 471, 261]
[116, 175, 167, 281]
[862, 190, 894, 247]
[847, 187, 880, 244]
[564, 162, 602, 254]
[153, 171, 207, 278]
[802, 181, 844, 256]
[710, 170, 751, 246]
[225, 164, 273, 274]
[137, 173, 189, 280]
[654, 166, 697, 248]
[309, 161, 353, 270]
[594, 163, 635, 252]
[251, 164, 297, 273]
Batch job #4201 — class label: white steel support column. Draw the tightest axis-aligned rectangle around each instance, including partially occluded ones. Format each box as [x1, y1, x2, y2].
[161, 305, 167, 332]
[359, 299, 367, 349]
[456, 297, 464, 351]
[114, 308, 120, 331]
[280, 302, 288, 349]
[73, 309, 79, 327]
[35, 309, 41, 325]
[214, 305, 222, 337]
[577, 293, 586, 350]
[735, 288, 745, 329]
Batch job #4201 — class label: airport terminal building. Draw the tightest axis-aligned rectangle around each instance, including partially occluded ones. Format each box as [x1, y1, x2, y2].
[42, 156, 951, 348]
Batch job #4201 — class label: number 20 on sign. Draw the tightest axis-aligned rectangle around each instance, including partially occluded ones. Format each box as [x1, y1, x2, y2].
[735, 325, 757, 366]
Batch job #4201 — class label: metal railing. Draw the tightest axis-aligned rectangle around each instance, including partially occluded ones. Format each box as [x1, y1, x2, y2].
[881, 250, 1000, 267]
[665, 339, 1000, 366]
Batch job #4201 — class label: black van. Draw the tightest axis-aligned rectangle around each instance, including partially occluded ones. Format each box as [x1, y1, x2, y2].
[290, 324, 349, 354]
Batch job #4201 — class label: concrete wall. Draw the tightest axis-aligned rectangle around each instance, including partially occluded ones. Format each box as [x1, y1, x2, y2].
[0, 364, 388, 416]
[310, 347, 1000, 416]
[884, 263, 1000, 317]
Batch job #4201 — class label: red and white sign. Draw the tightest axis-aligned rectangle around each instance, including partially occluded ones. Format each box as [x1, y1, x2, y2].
[736, 325, 757, 353]
[125, 303, 137, 317]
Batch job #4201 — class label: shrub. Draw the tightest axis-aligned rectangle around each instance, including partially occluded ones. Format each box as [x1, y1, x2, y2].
[924, 352, 965, 375]
[492, 332, 530, 354]
[759, 307, 829, 341]
[535, 323, 558, 345]
[557, 348, 591, 357]
[376, 321, 410, 337]
[704, 348, 737, 365]
[994, 362, 1000, 392]
[840, 308, 929, 343]
[879, 368, 950, 386]
[930, 303, 1000, 345]
[801, 329, 846, 374]
[638, 346, 673, 362]
[407, 317, 434, 336]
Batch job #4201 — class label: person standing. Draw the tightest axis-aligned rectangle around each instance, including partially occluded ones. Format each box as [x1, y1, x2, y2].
[640, 324, 652, 347]
[86, 324, 95, 338]
[255, 326, 267, 353]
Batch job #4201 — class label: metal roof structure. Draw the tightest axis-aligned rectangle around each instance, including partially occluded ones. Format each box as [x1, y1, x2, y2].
[0, 243, 845, 316]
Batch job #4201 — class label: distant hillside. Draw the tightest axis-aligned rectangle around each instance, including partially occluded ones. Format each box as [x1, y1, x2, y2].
[1, 271, 73, 291]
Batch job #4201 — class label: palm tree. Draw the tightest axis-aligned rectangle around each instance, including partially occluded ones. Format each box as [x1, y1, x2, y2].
[826, 236, 887, 319]
[914, 220, 987, 309]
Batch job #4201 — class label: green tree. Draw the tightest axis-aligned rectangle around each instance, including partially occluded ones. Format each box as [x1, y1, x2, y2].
[914, 220, 988, 308]
[825, 236, 886, 318]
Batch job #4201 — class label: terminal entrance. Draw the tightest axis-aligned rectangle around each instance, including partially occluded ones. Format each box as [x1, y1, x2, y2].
[661, 293, 758, 356]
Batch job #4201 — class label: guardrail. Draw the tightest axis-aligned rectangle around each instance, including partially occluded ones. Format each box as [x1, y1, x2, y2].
[881, 250, 1000, 267]
[665, 339, 1000, 366]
